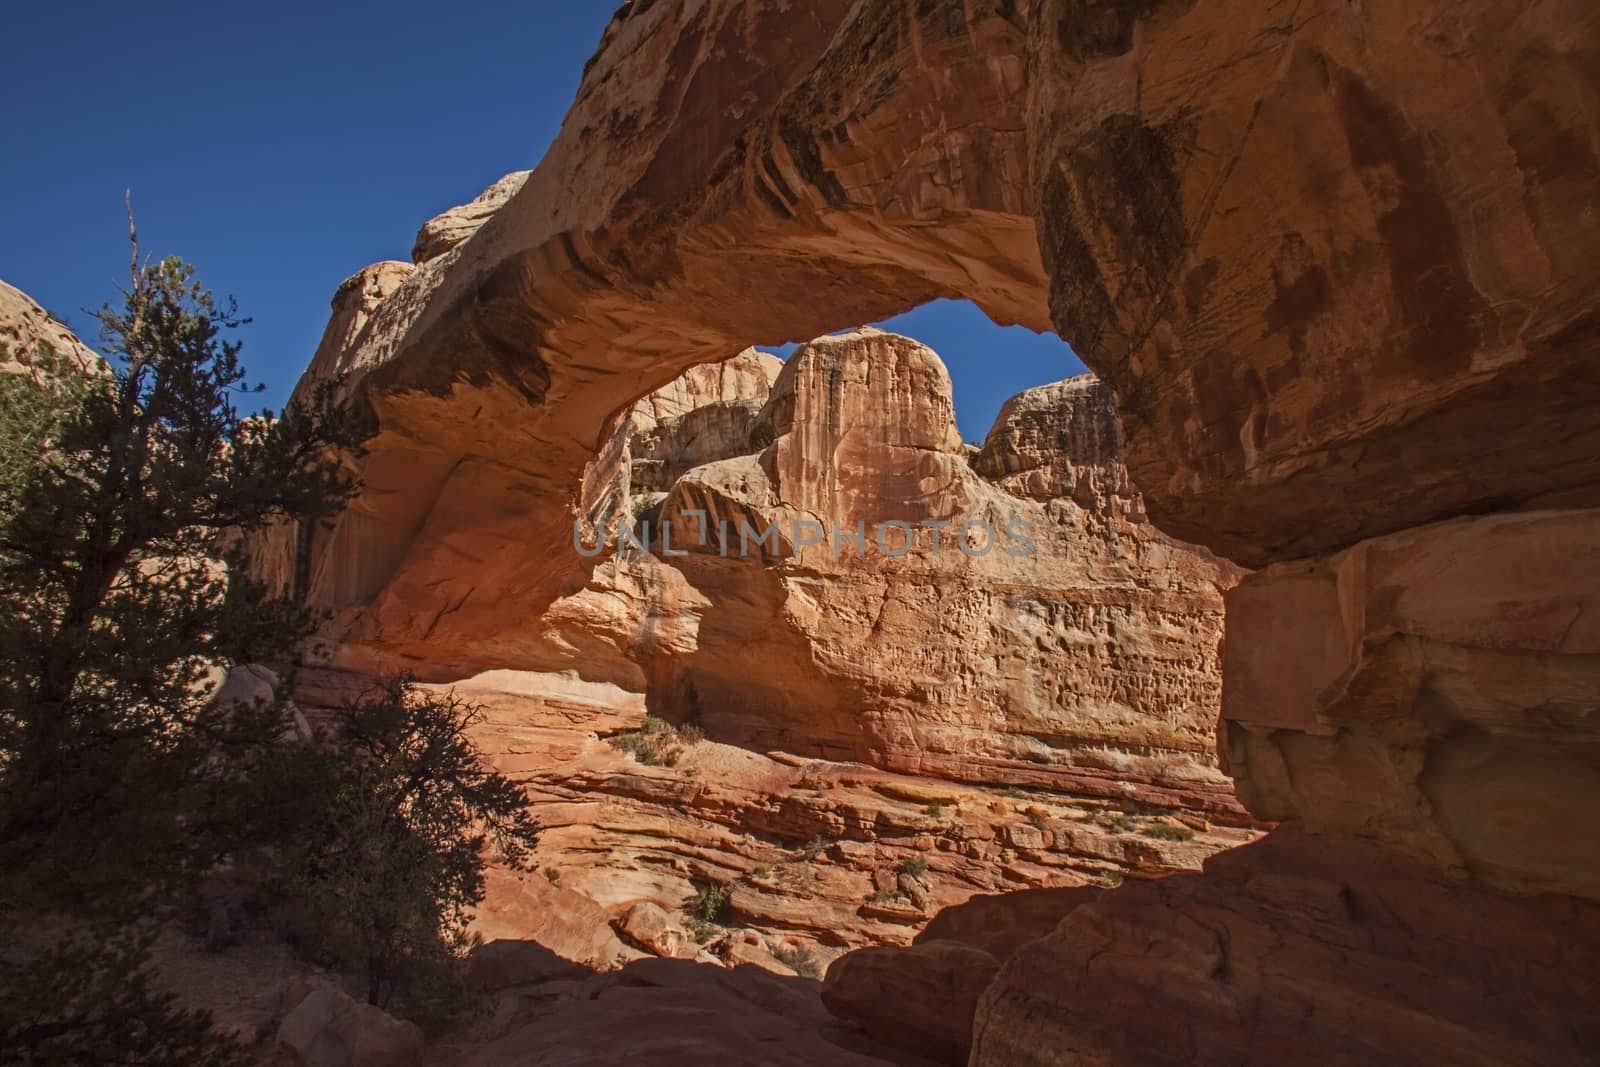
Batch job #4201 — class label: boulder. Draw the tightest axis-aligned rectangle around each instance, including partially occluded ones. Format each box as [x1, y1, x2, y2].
[613, 901, 697, 960]
[276, 988, 422, 1067]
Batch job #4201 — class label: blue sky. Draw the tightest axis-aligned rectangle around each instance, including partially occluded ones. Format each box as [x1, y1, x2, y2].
[1, 2, 1082, 443]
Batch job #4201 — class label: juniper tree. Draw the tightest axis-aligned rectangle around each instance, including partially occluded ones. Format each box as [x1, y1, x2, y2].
[0, 237, 367, 910]
[0, 341, 94, 510]
[272, 676, 540, 1010]
[0, 228, 369, 1065]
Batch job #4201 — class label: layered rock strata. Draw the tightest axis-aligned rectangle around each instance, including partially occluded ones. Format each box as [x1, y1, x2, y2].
[290, 664, 1258, 975]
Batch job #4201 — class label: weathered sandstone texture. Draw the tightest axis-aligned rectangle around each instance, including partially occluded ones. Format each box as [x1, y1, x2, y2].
[266, 0, 1600, 1062]
[974, 377, 1138, 515]
[1222, 507, 1600, 899]
[0, 278, 102, 373]
[623, 346, 782, 492]
[283, 288, 1243, 799]
[278, 0, 1600, 639]
[411, 171, 530, 264]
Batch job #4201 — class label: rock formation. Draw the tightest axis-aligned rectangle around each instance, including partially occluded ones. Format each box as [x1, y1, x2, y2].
[0, 279, 101, 373]
[262, 0, 1600, 1062]
[623, 346, 782, 493]
[974, 377, 1138, 516]
[641, 330, 1238, 792]
[282, 247, 1243, 796]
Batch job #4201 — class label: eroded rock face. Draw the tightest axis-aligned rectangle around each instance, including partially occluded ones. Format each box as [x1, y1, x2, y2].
[624, 347, 781, 492]
[974, 376, 1138, 516]
[269, 665, 1260, 985]
[285, 1, 1600, 619]
[568, 329, 1241, 792]
[1028, 0, 1600, 565]
[287, 318, 1239, 797]
[278, 0, 1050, 668]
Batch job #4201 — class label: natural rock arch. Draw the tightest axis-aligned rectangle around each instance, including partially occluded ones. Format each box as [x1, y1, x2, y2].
[299, 0, 1598, 650]
[281, 1, 1600, 1060]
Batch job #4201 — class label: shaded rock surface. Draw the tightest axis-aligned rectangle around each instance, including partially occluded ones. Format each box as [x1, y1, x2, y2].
[822, 939, 1000, 1065]
[914, 884, 1101, 962]
[1222, 507, 1600, 900]
[433, 956, 942, 1067]
[972, 828, 1600, 1066]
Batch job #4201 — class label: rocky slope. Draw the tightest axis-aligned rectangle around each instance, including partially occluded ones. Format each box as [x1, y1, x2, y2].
[278, 658, 1255, 1067]
[430, 667, 1252, 957]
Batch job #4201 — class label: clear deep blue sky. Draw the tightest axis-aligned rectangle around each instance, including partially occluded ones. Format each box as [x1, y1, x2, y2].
[0, 2, 1083, 442]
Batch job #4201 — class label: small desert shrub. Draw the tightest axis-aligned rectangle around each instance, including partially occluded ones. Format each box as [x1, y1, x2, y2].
[798, 836, 830, 862]
[1100, 870, 1125, 888]
[924, 801, 945, 818]
[629, 491, 657, 522]
[896, 855, 928, 880]
[751, 863, 773, 879]
[683, 882, 731, 944]
[609, 715, 684, 767]
[773, 943, 823, 980]
[543, 867, 561, 884]
[1142, 822, 1195, 842]
[678, 721, 707, 745]
[869, 887, 905, 905]
[1097, 811, 1137, 834]
[685, 883, 730, 925]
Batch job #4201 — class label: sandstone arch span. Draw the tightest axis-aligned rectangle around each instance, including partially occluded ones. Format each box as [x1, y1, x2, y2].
[277, 0, 1600, 1061]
